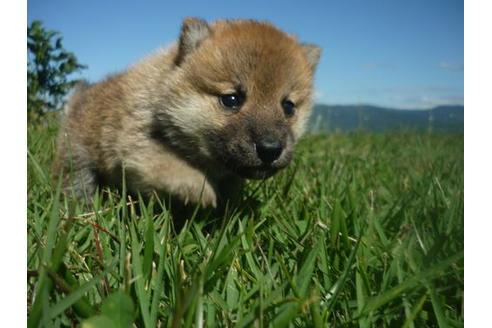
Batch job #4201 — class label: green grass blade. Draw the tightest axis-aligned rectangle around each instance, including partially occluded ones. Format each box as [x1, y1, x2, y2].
[361, 251, 463, 315]
[49, 272, 105, 320]
[129, 222, 151, 327]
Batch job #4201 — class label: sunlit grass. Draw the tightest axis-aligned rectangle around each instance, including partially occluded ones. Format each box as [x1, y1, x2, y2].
[27, 116, 464, 327]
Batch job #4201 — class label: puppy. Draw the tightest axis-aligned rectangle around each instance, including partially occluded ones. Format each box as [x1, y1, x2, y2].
[53, 18, 321, 210]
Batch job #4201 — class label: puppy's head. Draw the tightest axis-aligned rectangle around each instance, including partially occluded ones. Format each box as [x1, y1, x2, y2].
[164, 18, 321, 179]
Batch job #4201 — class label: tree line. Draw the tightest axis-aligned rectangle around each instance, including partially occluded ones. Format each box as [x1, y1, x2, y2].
[27, 20, 86, 121]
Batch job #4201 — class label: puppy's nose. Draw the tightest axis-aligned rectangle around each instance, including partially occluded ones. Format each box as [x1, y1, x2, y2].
[256, 139, 283, 164]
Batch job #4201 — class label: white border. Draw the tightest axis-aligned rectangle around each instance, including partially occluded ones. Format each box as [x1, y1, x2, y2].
[0, 0, 27, 323]
[465, 0, 492, 326]
[4, 0, 476, 325]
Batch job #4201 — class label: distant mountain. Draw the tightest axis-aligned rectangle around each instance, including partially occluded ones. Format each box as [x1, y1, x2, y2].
[308, 104, 463, 133]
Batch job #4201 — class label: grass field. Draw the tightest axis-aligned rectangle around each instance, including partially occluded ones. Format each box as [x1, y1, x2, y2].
[27, 117, 464, 327]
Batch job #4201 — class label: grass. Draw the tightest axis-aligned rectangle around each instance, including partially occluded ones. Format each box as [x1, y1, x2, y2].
[27, 116, 464, 327]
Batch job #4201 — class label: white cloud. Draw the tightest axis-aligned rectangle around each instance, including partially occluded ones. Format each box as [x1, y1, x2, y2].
[314, 90, 325, 101]
[439, 61, 464, 72]
[395, 95, 464, 109]
[321, 85, 464, 109]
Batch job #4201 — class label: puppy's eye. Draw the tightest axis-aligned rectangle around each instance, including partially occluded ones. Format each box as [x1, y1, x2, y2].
[219, 93, 245, 110]
[282, 99, 296, 117]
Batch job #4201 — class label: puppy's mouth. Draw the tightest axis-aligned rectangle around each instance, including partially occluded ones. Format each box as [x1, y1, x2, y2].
[234, 165, 279, 180]
[206, 137, 293, 180]
[217, 150, 293, 180]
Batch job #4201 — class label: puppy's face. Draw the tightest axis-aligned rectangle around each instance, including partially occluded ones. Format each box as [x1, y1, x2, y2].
[165, 18, 321, 179]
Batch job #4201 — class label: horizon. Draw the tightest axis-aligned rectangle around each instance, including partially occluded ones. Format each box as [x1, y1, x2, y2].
[312, 102, 463, 111]
[28, 0, 464, 109]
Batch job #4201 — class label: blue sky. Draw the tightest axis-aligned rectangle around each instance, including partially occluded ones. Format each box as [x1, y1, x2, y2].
[28, 0, 463, 109]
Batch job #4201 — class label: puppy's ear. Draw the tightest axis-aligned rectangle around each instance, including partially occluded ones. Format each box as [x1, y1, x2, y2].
[175, 17, 211, 66]
[301, 44, 322, 71]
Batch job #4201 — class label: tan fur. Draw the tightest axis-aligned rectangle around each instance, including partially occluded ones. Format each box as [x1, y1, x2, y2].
[53, 18, 321, 209]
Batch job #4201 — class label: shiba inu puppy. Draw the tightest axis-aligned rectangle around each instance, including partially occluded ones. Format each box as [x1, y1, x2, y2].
[53, 18, 321, 210]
